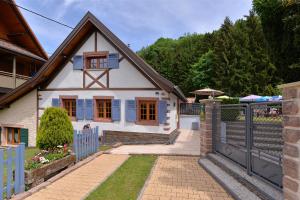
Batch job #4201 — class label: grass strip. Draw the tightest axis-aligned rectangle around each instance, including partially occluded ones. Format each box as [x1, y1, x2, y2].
[86, 155, 157, 200]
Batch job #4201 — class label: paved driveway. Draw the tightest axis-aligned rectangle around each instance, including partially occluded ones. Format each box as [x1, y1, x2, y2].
[140, 156, 233, 200]
[109, 129, 200, 156]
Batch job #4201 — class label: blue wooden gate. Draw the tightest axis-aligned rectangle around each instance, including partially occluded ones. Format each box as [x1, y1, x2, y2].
[73, 127, 99, 162]
[0, 143, 25, 200]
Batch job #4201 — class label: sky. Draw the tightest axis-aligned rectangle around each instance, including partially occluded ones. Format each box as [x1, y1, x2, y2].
[16, 0, 253, 55]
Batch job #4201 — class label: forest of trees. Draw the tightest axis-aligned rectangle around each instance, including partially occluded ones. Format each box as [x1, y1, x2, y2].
[138, 0, 300, 97]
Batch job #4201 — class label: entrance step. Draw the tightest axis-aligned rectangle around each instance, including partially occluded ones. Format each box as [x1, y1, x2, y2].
[199, 153, 283, 200]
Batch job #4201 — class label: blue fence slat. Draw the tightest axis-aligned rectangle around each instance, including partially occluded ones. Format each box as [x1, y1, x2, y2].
[96, 126, 99, 150]
[73, 130, 77, 162]
[6, 148, 12, 198]
[19, 143, 25, 193]
[84, 133, 87, 158]
[88, 131, 90, 155]
[88, 131, 91, 155]
[0, 149, 3, 200]
[94, 129, 96, 152]
[73, 127, 99, 162]
[14, 146, 20, 194]
[79, 133, 82, 160]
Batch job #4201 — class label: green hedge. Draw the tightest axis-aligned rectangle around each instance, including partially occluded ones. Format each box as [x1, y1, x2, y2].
[221, 98, 240, 121]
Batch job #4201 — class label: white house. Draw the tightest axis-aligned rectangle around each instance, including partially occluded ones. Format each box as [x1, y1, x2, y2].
[0, 12, 186, 146]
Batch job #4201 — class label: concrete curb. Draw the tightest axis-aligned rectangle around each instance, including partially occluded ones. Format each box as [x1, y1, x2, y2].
[12, 151, 104, 200]
[128, 153, 200, 157]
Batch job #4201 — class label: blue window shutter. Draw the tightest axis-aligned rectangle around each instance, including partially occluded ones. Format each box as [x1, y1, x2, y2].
[85, 99, 93, 120]
[52, 98, 60, 107]
[73, 55, 83, 70]
[125, 100, 136, 122]
[112, 99, 121, 121]
[76, 99, 84, 120]
[108, 53, 119, 69]
[158, 100, 167, 124]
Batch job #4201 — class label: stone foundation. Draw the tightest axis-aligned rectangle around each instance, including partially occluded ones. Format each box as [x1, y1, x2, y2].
[102, 129, 179, 145]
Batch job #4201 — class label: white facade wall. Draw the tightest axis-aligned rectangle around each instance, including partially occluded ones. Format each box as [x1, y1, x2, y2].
[40, 31, 179, 136]
[169, 93, 178, 131]
[0, 89, 37, 146]
[39, 90, 177, 135]
[179, 115, 200, 130]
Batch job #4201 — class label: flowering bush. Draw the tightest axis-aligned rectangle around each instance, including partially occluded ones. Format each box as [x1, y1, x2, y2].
[25, 144, 72, 170]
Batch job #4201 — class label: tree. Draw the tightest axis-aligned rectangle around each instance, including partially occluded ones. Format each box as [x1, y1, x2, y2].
[138, 11, 280, 97]
[190, 50, 215, 89]
[253, 0, 300, 82]
[37, 107, 73, 150]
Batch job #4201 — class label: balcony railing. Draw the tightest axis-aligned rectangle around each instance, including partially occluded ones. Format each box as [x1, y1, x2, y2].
[0, 70, 30, 89]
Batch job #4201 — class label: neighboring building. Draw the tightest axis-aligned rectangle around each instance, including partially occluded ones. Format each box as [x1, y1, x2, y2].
[0, 12, 186, 147]
[0, 0, 47, 146]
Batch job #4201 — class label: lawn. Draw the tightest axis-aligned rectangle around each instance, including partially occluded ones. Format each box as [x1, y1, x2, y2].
[86, 155, 157, 200]
[24, 147, 40, 161]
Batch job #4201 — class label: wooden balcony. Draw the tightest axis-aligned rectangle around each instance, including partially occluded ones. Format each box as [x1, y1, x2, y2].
[0, 70, 30, 89]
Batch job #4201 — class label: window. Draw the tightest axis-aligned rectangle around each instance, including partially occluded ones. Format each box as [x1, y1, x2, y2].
[94, 97, 112, 122]
[137, 98, 158, 125]
[84, 52, 108, 69]
[61, 98, 76, 120]
[6, 127, 20, 145]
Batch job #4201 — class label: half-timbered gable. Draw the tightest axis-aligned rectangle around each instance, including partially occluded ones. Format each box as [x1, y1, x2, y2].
[0, 12, 186, 146]
[47, 32, 156, 89]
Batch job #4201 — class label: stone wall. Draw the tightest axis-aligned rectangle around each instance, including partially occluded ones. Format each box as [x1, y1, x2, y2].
[102, 129, 179, 145]
[279, 81, 300, 200]
[199, 99, 221, 157]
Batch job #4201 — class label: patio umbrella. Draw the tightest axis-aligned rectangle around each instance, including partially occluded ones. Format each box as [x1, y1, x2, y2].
[216, 95, 230, 99]
[240, 95, 262, 102]
[191, 88, 224, 98]
[255, 96, 272, 102]
[270, 95, 282, 101]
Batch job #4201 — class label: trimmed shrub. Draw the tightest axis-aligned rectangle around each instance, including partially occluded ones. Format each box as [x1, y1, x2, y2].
[37, 107, 73, 150]
[221, 98, 240, 121]
[221, 98, 240, 104]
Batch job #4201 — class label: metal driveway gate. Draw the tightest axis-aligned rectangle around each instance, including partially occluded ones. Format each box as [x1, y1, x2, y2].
[212, 102, 283, 187]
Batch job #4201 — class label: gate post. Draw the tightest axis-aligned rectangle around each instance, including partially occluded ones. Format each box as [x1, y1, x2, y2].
[279, 82, 300, 200]
[199, 99, 221, 157]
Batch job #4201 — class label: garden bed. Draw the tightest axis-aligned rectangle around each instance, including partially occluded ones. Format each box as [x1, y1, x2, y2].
[25, 154, 76, 188]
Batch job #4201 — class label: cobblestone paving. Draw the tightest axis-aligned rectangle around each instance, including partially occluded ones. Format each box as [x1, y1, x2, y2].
[141, 156, 233, 200]
[25, 154, 129, 200]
